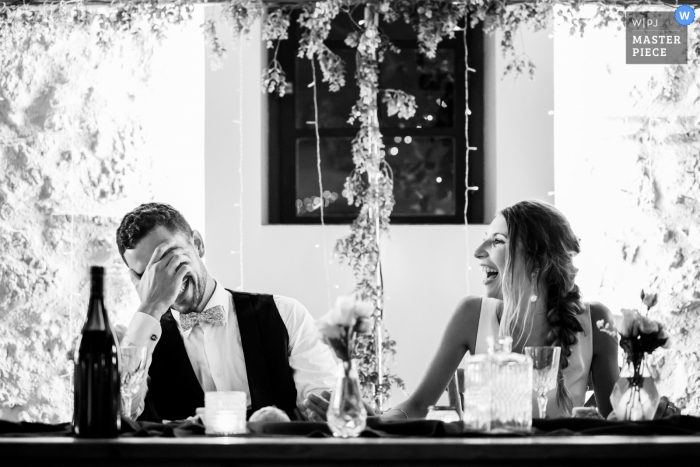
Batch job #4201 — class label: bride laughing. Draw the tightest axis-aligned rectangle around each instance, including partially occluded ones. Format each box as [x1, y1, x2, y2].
[384, 200, 619, 420]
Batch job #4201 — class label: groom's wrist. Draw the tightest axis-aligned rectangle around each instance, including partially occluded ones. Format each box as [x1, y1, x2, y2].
[137, 302, 168, 320]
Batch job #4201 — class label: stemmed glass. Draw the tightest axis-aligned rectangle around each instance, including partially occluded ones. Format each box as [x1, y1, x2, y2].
[524, 346, 561, 419]
[120, 346, 148, 419]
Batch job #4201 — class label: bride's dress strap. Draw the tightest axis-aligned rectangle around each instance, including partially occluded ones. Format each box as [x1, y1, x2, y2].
[474, 297, 502, 354]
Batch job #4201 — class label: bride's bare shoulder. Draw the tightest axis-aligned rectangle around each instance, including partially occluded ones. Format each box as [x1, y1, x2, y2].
[588, 301, 614, 323]
[453, 295, 483, 321]
[452, 296, 484, 353]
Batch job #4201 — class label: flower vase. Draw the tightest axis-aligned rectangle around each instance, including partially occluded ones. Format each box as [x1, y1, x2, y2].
[327, 361, 367, 438]
[610, 356, 660, 421]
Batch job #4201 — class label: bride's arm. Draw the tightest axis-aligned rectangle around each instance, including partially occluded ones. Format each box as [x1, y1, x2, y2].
[385, 296, 481, 420]
[589, 301, 619, 418]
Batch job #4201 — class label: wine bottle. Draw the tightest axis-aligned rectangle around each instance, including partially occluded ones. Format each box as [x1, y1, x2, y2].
[73, 266, 121, 437]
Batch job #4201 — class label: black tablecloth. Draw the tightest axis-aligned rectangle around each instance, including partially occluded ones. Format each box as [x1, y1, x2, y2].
[2, 415, 700, 438]
[0, 417, 204, 438]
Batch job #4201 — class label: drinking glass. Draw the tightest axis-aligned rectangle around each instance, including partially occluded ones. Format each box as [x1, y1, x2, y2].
[524, 346, 561, 419]
[120, 346, 148, 419]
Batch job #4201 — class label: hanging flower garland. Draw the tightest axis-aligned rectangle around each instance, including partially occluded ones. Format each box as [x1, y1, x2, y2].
[0, 2, 193, 55]
[335, 2, 403, 407]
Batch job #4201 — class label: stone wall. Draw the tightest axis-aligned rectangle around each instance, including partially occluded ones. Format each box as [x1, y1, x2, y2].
[0, 15, 167, 422]
[553, 6, 700, 413]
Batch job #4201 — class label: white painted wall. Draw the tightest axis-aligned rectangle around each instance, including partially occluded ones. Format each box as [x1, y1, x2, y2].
[202, 10, 554, 405]
[552, 4, 681, 310]
[552, 8, 635, 311]
[142, 9, 206, 235]
[485, 24, 556, 212]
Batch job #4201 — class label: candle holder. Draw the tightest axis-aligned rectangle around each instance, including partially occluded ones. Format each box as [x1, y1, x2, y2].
[204, 391, 247, 435]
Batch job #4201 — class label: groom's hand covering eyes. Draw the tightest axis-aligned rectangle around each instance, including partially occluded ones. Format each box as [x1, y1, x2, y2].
[129, 239, 193, 315]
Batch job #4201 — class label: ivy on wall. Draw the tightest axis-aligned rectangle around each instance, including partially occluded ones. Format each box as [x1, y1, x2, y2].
[0, 1, 192, 422]
[550, 7, 700, 413]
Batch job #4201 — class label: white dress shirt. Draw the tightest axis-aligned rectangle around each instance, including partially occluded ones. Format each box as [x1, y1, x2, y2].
[122, 281, 338, 419]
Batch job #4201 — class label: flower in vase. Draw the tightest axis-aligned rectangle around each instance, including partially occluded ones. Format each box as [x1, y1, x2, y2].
[317, 295, 375, 362]
[604, 291, 672, 420]
[354, 317, 373, 334]
[598, 292, 671, 368]
[614, 308, 639, 338]
[641, 290, 658, 310]
[317, 319, 345, 341]
[613, 309, 670, 355]
[333, 295, 373, 325]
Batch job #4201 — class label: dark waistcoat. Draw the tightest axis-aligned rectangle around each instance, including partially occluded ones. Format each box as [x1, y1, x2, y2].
[139, 290, 298, 422]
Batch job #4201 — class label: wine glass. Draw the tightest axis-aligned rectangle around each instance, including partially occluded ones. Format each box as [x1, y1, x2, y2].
[524, 346, 561, 419]
[120, 346, 148, 419]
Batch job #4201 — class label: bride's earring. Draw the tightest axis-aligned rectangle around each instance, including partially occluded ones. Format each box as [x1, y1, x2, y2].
[530, 270, 539, 303]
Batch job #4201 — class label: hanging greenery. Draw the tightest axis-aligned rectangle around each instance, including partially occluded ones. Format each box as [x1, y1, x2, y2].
[0, 1, 196, 422]
[0, 1, 193, 202]
[333, 3, 403, 407]
[3, 0, 685, 411]
[252, 0, 672, 407]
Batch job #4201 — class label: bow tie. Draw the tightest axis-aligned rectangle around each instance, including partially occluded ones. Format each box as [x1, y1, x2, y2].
[179, 305, 226, 332]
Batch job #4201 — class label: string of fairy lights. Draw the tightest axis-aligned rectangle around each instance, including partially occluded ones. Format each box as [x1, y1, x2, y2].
[300, 19, 477, 310]
[311, 58, 333, 311]
[236, 41, 245, 291]
[229, 21, 335, 303]
[463, 26, 475, 296]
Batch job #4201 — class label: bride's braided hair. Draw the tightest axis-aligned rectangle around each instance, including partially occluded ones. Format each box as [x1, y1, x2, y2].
[501, 200, 584, 414]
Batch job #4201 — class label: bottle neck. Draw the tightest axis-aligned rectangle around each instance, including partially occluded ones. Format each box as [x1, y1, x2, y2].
[84, 299, 107, 331]
[90, 272, 104, 299]
[84, 270, 108, 331]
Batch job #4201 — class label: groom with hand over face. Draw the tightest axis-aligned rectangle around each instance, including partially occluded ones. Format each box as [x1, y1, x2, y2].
[118, 202, 338, 421]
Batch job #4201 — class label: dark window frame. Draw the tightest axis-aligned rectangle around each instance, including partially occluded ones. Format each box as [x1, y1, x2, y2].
[268, 15, 484, 225]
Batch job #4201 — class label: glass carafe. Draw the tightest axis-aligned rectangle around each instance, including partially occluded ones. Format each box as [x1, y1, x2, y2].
[462, 352, 492, 431]
[490, 336, 533, 430]
[463, 336, 533, 431]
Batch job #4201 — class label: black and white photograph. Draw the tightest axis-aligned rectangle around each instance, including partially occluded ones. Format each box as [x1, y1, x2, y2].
[1, 0, 699, 465]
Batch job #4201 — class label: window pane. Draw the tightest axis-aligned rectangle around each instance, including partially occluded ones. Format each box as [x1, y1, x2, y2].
[388, 135, 456, 215]
[295, 48, 456, 130]
[296, 138, 359, 217]
[296, 136, 456, 217]
[295, 50, 359, 129]
[377, 19, 418, 41]
[326, 13, 418, 41]
[379, 49, 456, 129]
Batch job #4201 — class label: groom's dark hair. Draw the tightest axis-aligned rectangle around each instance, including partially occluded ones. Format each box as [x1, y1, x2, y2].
[116, 202, 193, 263]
